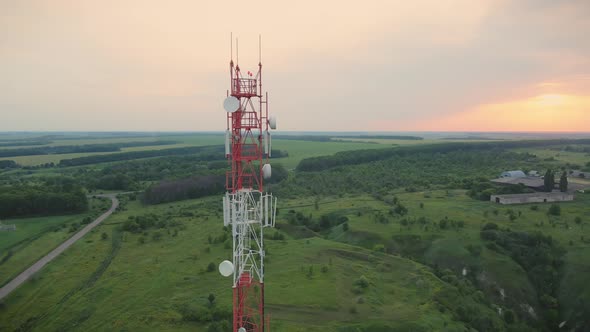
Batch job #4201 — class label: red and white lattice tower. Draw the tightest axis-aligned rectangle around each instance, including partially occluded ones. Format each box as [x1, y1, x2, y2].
[219, 36, 277, 332]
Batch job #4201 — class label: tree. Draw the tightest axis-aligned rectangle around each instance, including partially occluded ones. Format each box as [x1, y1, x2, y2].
[559, 171, 568, 192]
[544, 169, 554, 192]
[101, 232, 108, 240]
[207, 262, 216, 272]
[354, 275, 369, 288]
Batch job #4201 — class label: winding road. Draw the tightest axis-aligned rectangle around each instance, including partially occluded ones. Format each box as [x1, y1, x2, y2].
[0, 194, 119, 301]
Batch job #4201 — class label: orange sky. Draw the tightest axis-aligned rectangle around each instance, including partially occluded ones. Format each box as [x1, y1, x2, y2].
[1, 0, 589, 132]
[415, 93, 590, 132]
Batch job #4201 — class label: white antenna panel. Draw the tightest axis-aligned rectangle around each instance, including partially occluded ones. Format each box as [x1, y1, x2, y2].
[267, 131, 271, 157]
[269, 115, 277, 129]
[225, 130, 231, 156]
[262, 163, 272, 179]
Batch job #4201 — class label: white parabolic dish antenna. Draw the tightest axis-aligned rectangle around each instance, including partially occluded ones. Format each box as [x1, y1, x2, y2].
[223, 96, 240, 112]
[218, 260, 234, 277]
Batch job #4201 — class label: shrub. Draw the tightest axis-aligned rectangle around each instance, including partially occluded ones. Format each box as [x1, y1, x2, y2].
[504, 309, 515, 324]
[482, 222, 499, 231]
[393, 204, 408, 216]
[152, 231, 163, 241]
[466, 244, 482, 257]
[548, 204, 561, 216]
[207, 262, 216, 272]
[207, 320, 230, 332]
[373, 244, 385, 252]
[354, 275, 369, 289]
[101, 232, 108, 240]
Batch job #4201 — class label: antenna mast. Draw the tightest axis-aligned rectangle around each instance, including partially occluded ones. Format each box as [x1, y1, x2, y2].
[220, 34, 277, 332]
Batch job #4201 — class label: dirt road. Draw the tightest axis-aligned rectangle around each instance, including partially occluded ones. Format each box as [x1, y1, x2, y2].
[0, 194, 119, 301]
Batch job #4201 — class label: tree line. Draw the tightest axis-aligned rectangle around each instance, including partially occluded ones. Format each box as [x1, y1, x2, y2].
[142, 175, 225, 204]
[141, 162, 288, 204]
[0, 140, 177, 158]
[296, 139, 590, 172]
[59, 145, 224, 167]
[0, 160, 19, 169]
[0, 140, 52, 147]
[0, 178, 87, 218]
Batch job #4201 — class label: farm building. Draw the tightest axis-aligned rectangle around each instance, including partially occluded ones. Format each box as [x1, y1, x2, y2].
[500, 170, 526, 178]
[491, 176, 545, 191]
[490, 192, 574, 205]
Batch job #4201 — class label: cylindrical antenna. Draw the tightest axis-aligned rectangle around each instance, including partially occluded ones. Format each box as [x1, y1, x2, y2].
[259, 34, 262, 64]
[236, 38, 239, 65]
[230, 32, 233, 62]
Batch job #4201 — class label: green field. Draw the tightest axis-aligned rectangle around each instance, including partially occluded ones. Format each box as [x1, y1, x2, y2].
[0, 134, 222, 166]
[512, 147, 590, 166]
[0, 196, 463, 331]
[0, 134, 387, 167]
[0, 198, 109, 287]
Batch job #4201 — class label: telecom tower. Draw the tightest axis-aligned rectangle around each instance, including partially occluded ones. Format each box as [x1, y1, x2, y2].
[219, 36, 277, 332]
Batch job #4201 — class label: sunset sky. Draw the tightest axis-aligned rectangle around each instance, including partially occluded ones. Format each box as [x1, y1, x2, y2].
[1, 0, 589, 132]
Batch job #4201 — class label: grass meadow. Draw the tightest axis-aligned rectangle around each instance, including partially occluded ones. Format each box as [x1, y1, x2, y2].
[1, 189, 589, 331]
[0, 198, 110, 287]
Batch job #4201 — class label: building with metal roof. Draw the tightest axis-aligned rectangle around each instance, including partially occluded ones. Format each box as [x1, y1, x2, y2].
[500, 170, 526, 178]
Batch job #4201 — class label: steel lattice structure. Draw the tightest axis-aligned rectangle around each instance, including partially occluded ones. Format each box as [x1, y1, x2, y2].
[221, 37, 276, 332]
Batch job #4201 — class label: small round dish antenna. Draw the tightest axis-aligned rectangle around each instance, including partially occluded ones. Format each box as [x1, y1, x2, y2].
[223, 96, 240, 112]
[238, 328, 247, 332]
[219, 260, 234, 277]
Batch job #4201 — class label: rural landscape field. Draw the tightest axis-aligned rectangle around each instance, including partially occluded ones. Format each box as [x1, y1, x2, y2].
[2, 1, 590, 331]
[1, 132, 589, 331]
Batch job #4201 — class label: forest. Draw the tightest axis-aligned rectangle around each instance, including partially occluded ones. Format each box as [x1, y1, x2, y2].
[0, 177, 87, 218]
[281, 149, 540, 197]
[58, 145, 224, 166]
